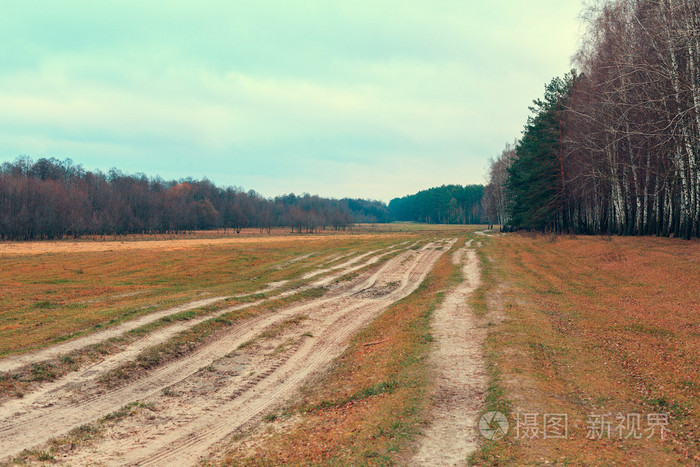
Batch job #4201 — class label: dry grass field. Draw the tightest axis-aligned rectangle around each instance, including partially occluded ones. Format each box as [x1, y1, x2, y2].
[0, 225, 481, 464]
[0, 225, 697, 465]
[470, 233, 700, 465]
[0, 230, 411, 357]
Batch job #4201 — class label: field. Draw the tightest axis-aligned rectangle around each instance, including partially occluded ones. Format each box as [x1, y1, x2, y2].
[0, 224, 481, 464]
[0, 226, 697, 465]
[0, 229, 411, 358]
[471, 233, 700, 465]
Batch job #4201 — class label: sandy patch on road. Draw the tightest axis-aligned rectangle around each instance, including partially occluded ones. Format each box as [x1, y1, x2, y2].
[0, 296, 226, 374]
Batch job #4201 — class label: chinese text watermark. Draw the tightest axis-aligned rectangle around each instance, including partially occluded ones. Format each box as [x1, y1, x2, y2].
[478, 411, 671, 441]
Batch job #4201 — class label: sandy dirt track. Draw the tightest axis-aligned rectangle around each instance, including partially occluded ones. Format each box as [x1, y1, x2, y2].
[0, 241, 410, 375]
[410, 240, 487, 466]
[0, 242, 409, 425]
[0, 297, 226, 374]
[0, 239, 451, 464]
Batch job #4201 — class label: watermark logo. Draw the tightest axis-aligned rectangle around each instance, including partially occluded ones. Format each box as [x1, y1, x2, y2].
[478, 411, 669, 441]
[586, 412, 669, 440]
[479, 411, 509, 440]
[516, 413, 568, 439]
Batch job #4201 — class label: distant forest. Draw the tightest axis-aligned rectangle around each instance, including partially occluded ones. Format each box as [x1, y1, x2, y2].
[389, 185, 484, 224]
[0, 158, 488, 240]
[0, 157, 390, 240]
[484, 0, 700, 238]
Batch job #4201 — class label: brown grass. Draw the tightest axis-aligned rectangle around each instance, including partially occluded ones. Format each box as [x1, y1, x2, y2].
[471, 234, 700, 465]
[0, 224, 483, 257]
[0, 231, 395, 257]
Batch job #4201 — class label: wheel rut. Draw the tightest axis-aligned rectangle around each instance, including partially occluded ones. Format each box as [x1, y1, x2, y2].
[0, 239, 451, 464]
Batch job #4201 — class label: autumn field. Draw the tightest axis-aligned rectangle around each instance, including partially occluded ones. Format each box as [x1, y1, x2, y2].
[0, 226, 697, 465]
[0, 224, 480, 464]
[0, 231, 411, 356]
[471, 233, 700, 465]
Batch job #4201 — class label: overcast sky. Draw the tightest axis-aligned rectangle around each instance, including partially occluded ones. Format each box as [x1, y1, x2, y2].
[0, 1, 583, 201]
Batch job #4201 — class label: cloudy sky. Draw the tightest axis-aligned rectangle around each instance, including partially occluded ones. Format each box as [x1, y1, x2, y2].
[1, 1, 583, 201]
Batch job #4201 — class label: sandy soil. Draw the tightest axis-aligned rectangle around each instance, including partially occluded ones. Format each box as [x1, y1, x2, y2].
[0, 297, 227, 374]
[0, 241, 406, 376]
[410, 239, 487, 466]
[0, 239, 452, 464]
[0, 243, 408, 427]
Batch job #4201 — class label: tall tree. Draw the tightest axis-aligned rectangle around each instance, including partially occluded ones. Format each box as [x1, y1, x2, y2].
[507, 71, 578, 231]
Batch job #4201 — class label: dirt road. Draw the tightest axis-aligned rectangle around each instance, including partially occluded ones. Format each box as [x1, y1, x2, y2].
[410, 240, 487, 466]
[0, 239, 452, 464]
[0, 240, 410, 375]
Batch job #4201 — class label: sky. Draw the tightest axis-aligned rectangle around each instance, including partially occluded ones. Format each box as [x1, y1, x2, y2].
[0, 1, 583, 202]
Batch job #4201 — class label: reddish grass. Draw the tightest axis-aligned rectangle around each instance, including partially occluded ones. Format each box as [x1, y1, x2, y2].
[472, 234, 699, 465]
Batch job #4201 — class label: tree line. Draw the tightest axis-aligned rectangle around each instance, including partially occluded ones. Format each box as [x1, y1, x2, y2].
[484, 0, 699, 238]
[388, 185, 484, 224]
[0, 157, 390, 240]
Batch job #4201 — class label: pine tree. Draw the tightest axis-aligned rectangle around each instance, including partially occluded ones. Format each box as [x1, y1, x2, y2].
[507, 71, 578, 231]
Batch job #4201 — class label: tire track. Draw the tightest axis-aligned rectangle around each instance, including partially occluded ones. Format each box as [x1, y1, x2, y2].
[0, 242, 406, 375]
[0, 241, 407, 417]
[0, 297, 226, 374]
[103, 241, 453, 465]
[0, 239, 437, 462]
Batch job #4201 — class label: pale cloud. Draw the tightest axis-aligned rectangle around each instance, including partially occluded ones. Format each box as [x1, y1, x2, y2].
[0, 1, 584, 200]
